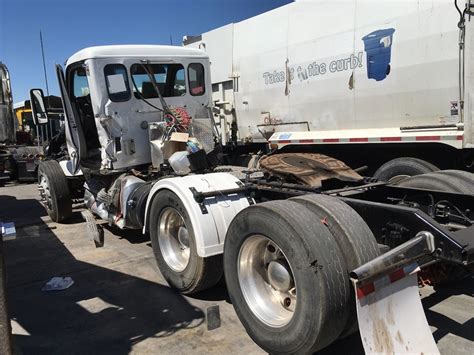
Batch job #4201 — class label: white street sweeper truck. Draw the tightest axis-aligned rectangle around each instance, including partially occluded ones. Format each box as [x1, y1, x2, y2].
[185, 0, 474, 182]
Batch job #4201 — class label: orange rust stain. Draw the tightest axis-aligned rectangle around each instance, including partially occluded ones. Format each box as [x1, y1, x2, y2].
[386, 299, 395, 325]
[373, 318, 394, 353]
[395, 330, 404, 345]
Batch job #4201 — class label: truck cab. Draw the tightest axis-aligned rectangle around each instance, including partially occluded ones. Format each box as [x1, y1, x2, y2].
[56, 45, 213, 174]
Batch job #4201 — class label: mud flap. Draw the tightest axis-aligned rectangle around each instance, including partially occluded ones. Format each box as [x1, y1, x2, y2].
[353, 263, 439, 354]
[81, 210, 104, 248]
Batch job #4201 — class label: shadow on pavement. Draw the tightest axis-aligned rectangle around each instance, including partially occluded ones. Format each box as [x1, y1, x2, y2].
[422, 277, 474, 343]
[0, 194, 47, 226]
[2, 196, 205, 355]
[3, 193, 471, 354]
[191, 277, 231, 303]
[103, 225, 150, 244]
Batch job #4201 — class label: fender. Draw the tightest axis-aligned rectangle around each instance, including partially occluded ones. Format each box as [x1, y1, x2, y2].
[59, 160, 83, 177]
[143, 172, 251, 257]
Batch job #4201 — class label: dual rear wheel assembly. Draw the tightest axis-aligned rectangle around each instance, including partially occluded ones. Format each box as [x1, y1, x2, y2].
[150, 190, 380, 354]
[224, 198, 379, 354]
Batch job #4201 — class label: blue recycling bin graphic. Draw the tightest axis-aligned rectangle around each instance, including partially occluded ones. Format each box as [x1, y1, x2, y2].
[362, 28, 395, 81]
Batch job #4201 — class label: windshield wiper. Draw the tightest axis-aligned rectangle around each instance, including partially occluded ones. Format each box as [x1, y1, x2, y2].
[140, 61, 176, 122]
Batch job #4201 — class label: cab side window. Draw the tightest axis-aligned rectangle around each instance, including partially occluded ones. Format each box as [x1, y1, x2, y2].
[173, 68, 185, 96]
[104, 64, 131, 102]
[188, 63, 205, 96]
[72, 67, 90, 99]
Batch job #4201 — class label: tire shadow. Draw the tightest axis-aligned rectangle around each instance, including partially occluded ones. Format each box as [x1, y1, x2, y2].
[190, 277, 231, 303]
[59, 210, 85, 225]
[102, 224, 150, 244]
[314, 332, 364, 355]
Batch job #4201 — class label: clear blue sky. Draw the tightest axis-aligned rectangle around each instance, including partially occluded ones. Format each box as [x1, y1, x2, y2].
[0, 0, 292, 102]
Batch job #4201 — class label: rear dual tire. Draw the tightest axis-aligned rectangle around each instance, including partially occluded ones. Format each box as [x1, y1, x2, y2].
[290, 194, 380, 337]
[224, 198, 377, 354]
[373, 157, 439, 182]
[395, 169, 474, 195]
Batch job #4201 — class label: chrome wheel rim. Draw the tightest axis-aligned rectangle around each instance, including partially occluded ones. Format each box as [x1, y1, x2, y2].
[158, 207, 191, 272]
[38, 174, 52, 211]
[238, 235, 297, 328]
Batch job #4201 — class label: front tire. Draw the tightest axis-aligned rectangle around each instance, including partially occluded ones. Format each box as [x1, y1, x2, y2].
[38, 160, 72, 222]
[224, 200, 349, 354]
[149, 190, 222, 294]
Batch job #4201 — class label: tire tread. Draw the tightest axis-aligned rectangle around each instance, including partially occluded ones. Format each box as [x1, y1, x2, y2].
[374, 157, 439, 181]
[38, 160, 72, 222]
[224, 200, 349, 354]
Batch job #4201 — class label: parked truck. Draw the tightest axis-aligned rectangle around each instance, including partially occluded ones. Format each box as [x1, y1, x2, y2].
[32, 37, 473, 353]
[0, 63, 62, 182]
[184, 0, 474, 182]
[0, 63, 17, 179]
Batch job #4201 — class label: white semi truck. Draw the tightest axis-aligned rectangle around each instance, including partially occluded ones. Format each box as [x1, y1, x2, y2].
[184, 0, 474, 181]
[33, 29, 472, 355]
[0, 64, 42, 182]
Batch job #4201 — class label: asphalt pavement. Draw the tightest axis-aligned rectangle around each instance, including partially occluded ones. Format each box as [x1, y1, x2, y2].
[0, 182, 472, 354]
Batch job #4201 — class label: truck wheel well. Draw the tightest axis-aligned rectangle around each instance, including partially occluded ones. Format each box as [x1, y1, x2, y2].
[144, 187, 172, 233]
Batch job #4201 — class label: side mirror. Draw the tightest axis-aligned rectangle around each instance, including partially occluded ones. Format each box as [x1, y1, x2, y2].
[29, 88, 49, 125]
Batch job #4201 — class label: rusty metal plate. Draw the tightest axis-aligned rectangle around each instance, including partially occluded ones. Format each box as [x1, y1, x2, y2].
[259, 153, 362, 187]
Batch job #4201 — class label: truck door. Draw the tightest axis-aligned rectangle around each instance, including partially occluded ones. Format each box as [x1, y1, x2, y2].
[56, 64, 87, 173]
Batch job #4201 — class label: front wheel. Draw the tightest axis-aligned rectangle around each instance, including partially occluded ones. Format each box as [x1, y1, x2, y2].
[37, 160, 72, 223]
[149, 190, 222, 294]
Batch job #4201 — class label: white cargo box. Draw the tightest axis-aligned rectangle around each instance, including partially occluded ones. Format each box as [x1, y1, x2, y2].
[185, 0, 473, 149]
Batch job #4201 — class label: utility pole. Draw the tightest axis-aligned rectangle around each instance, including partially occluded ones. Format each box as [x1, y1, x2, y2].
[40, 30, 52, 141]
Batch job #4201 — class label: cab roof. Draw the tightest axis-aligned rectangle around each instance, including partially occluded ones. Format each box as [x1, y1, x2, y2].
[66, 45, 208, 66]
